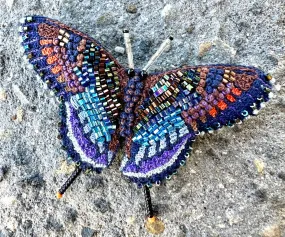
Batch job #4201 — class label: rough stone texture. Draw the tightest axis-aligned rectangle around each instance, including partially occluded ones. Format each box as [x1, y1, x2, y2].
[0, 0, 284, 236]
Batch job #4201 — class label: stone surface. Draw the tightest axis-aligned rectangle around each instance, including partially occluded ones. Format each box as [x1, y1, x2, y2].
[0, 0, 284, 236]
[261, 225, 281, 237]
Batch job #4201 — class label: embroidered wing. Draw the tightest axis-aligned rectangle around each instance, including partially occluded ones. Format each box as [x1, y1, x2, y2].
[120, 65, 273, 186]
[19, 16, 127, 170]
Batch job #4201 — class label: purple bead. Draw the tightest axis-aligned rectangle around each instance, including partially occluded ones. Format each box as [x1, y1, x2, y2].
[54, 46, 60, 53]
[58, 59, 64, 65]
[124, 95, 131, 102]
[126, 89, 134, 95]
[68, 81, 74, 87]
[207, 94, 214, 102]
[71, 74, 77, 80]
[61, 47, 66, 54]
[192, 112, 199, 119]
[62, 54, 68, 60]
[194, 105, 200, 110]
[199, 110, 206, 116]
[78, 86, 85, 92]
[205, 105, 212, 111]
[201, 100, 208, 107]
[64, 71, 70, 78]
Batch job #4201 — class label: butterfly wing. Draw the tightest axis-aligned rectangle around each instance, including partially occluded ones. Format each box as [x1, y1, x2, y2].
[19, 16, 127, 170]
[120, 65, 273, 186]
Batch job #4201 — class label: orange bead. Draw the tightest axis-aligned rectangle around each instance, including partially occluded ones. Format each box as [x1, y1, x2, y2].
[232, 88, 242, 96]
[56, 192, 63, 199]
[226, 94, 236, 102]
[209, 108, 218, 117]
[51, 65, 62, 74]
[217, 101, 227, 110]
[41, 47, 53, 56]
[190, 121, 198, 131]
[40, 39, 53, 46]
[47, 55, 58, 64]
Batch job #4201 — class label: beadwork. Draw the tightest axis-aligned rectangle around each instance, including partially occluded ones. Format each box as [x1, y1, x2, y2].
[19, 15, 275, 233]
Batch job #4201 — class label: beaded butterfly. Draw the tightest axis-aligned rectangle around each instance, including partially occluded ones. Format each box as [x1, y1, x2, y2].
[19, 16, 275, 234]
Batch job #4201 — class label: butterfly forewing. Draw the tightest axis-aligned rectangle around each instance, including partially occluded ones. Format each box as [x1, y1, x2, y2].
[19, 16, 127, 170]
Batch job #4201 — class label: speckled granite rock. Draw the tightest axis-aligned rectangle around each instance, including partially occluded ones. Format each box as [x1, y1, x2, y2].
[0, 0, 284, 236]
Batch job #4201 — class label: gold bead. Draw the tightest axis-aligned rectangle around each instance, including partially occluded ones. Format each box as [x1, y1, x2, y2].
[223, 74, 230, 79]
[145, 217, 165, 235]
[56, 192, 63, 199]
[266, 74, 273, 80]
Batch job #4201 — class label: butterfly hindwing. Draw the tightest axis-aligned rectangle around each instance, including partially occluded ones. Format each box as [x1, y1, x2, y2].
[121, 65, 273, 186]
[19, 16, 128, 170]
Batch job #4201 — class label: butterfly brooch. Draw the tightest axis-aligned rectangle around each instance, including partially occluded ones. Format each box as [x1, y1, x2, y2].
[19, 15, 275, 234]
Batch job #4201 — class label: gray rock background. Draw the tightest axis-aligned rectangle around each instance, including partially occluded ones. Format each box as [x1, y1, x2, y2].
[0, 0, 284, 236]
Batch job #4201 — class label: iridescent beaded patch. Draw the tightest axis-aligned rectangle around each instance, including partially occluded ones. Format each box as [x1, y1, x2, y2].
[19, 15, 275, 188]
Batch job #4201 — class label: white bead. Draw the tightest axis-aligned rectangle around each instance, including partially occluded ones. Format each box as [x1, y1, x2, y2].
[268, 92, 274, 98]
[27, 64, 33, 69]
[260, 103, 266, 108]
[253, 109, 259, 115]
[200, 131, 205, 136]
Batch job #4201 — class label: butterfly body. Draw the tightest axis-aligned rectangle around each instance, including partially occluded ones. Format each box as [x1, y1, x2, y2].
[19, 16, 274, 188]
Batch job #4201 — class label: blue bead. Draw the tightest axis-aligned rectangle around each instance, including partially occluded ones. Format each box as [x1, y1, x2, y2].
[206, 86, 213, 93]
[215, 74, 223, 81]
[212, 80, 220, 87]
[74, 36, 81, 43]
[69, 34, 74, 41]
[217, 69, 224, 75]
[67, 42, 73, 49]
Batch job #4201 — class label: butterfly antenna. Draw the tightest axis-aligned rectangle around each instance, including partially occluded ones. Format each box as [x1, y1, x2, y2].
[56, 166, 82, 199]
[143, 36, 173, 72]
[144, 185, 165, 234]
[123, 30, 134, 69]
